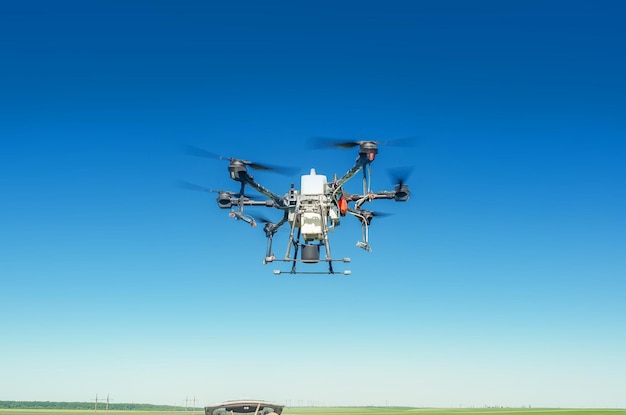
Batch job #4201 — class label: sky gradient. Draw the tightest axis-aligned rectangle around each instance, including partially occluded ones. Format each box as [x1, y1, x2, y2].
[1, 0, 625, 409]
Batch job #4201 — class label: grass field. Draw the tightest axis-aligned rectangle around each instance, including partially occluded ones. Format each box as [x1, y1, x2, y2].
[1, 408, 624, 415]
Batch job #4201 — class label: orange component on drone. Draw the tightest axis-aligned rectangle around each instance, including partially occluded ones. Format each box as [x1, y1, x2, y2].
[339, 196, 348, 216]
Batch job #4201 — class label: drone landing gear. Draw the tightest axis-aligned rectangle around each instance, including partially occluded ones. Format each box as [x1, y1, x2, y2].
[265, 237, 351, 275]
[270, 257, 352, 275]
[352, 210, 373, 252]
[356, 241, 372, 251]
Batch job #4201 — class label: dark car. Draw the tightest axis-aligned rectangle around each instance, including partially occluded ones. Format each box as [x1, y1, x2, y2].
[205, 400, 285, 415]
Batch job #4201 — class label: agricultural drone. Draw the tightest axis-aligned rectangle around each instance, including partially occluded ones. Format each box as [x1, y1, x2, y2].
[181, 138, 412, 275]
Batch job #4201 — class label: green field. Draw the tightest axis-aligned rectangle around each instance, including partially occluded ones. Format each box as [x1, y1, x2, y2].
[289, 408, 624, 415]
[0, 412, 188, 415]
[0, 411, 188, 415]
[1, 408, 624, 415]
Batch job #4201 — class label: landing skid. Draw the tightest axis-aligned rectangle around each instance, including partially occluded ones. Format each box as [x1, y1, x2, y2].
[267, 258, 351, 275]
[274, 270, 351, 275]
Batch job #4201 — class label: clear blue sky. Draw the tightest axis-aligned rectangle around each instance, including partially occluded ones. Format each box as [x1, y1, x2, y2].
[1, 0, 625, 409]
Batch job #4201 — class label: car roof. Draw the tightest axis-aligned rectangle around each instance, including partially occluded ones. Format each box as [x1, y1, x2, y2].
[205, 400, 284, 415]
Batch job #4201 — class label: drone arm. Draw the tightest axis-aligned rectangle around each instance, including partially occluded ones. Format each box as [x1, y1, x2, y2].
[346, 190, 410, 211]
[243, 177, 287, 207]
[351, 186, 411, 204]
[373, 185, 410, 202]
[371, 191, 396, 200]
[262, 210, 289, 237]
[345, 208, 373, 252]
[228, 210, 256, 226]
[272, 211, 289, 231]
[217, 197, 278, 209]
[334, 158, 367, 189]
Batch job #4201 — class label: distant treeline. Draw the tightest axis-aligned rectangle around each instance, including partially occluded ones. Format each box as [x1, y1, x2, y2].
[0, 401, 201, 411]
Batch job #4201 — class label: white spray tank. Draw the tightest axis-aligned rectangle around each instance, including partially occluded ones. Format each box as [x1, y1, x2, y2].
[300, 168, 327, 195]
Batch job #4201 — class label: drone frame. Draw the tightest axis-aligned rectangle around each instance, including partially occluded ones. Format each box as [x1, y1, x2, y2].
[193, 140, 410, 275]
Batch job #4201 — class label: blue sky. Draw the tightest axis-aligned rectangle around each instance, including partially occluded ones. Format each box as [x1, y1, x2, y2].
[1, 0, 625, 409]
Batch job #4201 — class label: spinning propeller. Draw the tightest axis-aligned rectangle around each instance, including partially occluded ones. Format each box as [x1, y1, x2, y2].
[185, 145, 298, 176]
[353, 209, 392, 225]
[309, 136, 418, 150]
[388, 166, 413, 187]
[175, 180, 263, 200]
[388, 166, 413, 202]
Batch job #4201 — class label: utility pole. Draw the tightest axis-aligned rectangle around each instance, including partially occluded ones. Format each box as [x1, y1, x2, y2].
[105, 394, 113, 415]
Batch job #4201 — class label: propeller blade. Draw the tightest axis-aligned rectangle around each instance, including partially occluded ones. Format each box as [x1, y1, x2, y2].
[309, 136, 362, 149]
[175, 180, 219, 193]
[360, 209, 393, 218]
[378, 136, 419, 148]
[184, 145, 226, 160]
[388, 166, 414, 187]
[373, 211, 392, 218]
[251, 214, 273, 224]
[352, 209, 392, 225]
[246, 161, 300, 176]
[185, 144, 298, 176]
[309, 136, 418, 150]
[175, 180, 264, 200]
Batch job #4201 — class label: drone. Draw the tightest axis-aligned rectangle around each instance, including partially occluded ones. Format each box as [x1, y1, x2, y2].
[181, 138, 412, 275]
